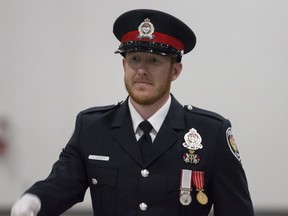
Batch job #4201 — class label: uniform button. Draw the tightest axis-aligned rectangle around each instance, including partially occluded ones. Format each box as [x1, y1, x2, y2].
[141, 169, 149, 177]
[139, 202, 148, 211]
[187, 105, 193, 110]
[92, 178, 98, 185]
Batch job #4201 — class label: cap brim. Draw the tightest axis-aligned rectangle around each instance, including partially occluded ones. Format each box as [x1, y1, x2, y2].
[115, 41, 182, 57]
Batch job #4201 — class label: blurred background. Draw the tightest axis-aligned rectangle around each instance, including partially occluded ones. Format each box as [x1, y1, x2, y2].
[0, 0, 287, 215]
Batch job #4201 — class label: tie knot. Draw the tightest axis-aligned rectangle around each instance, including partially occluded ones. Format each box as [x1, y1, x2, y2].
[139, 120, 153, 135]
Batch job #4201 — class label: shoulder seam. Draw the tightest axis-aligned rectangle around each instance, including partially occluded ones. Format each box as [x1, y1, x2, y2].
[81, 101, 122, 114]
[184, 105, 226, 122]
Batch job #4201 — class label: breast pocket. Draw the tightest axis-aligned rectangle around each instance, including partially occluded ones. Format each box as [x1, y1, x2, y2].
[166, 174, 180, 209]
[87, 166, 118, 215]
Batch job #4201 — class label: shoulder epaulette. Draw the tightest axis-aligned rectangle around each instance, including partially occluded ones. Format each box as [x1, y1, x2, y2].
[82, 101, 123, 114]
[184, 104, 225, 121]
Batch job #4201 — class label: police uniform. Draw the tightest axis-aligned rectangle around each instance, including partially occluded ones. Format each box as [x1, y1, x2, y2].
[25, 9, 254, 216]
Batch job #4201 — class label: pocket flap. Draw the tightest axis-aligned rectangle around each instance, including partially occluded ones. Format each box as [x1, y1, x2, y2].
[87, 167, 118, 187]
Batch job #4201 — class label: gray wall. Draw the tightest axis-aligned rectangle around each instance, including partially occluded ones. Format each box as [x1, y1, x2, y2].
[0, 0, 287, 213]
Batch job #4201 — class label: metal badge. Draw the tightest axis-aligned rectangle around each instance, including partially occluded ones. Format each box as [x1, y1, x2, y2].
[192, 170, 208, 205]
[137, 18, 155, 40]
[183, 128, 203, 150]
[179, 189, 192, 206]
[196, 190, 208, 205]
[183, 150, 200, 164]
[179, 169, 193, 206]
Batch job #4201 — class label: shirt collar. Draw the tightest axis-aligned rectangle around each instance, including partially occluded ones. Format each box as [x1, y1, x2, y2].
[128, 95, 171, 134]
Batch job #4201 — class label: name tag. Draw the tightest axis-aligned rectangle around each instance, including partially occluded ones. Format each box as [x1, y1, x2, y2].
[88, 155, 110, 161]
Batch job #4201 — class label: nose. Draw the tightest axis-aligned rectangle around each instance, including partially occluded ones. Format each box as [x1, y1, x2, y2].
[136, 62, 149, 75]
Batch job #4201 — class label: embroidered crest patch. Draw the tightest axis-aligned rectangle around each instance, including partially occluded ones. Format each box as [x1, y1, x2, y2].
[226, 127, 241, 161]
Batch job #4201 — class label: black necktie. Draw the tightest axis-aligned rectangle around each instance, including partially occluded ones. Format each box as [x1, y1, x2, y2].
[138, 120, 153, 162]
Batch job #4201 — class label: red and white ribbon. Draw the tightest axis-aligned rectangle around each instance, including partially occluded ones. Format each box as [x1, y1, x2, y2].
[192, 170, 204, 190]
[180, 169, 193, 190]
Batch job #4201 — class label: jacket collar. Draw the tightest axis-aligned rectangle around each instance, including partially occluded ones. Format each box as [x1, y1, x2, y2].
[111, 95, 185, 130]
[111, 95, 185, 166]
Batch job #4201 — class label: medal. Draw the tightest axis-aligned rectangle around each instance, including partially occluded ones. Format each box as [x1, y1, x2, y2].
[196, 190, 208, 205]
[180, 189, 192, 206]
[179, 169, 193, 206]
[192, 171, 208, 205]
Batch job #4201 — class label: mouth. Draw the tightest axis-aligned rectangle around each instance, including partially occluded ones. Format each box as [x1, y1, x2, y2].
[133, 80, 154, 91]
[135, 80, 151, 84]
[134, 79, 153, 85]
[135, 80, 153, 86]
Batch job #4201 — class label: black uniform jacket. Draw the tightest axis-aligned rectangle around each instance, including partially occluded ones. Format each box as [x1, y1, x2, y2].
[26, 96, 254, 216]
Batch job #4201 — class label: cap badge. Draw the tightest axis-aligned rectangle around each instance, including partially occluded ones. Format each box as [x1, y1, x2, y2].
[183, 128, 203, 150]
[138, 18, 155, 40]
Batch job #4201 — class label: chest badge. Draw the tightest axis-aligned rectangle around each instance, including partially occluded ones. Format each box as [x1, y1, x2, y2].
[183, 128, 203, 150]
[183, 150, 200, 164]
[183, 128, 203, 164]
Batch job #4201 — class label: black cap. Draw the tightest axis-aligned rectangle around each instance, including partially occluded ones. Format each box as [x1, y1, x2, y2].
[113, 9, 196, 60]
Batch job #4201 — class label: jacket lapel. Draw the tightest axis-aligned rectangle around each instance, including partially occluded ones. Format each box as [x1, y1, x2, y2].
[111, 96, 186, 167]
[111, 99, 143, 165]
[145, 96, 185, 166]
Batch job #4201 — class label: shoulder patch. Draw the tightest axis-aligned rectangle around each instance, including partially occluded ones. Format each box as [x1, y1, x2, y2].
[184, 105, 225, 122]
[226, 127, 241, 161]
[82, 101, 122, 114]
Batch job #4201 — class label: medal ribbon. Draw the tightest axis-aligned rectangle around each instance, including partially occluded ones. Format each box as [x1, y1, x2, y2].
[180, 169, 193, 190]
[192, 171, 204, 190]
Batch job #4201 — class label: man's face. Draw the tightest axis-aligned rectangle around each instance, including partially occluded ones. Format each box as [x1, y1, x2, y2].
[123, 52, 182, 106]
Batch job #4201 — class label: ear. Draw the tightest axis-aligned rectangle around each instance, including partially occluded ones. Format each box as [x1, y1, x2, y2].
[122, 58, 126, 71]
[171, 62, 183, 81]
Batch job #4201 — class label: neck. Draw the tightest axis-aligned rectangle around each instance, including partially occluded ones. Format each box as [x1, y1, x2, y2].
[130, 94, 170, 120]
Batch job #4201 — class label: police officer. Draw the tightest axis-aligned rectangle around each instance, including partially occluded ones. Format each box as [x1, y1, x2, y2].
[11, 9, 254, 216]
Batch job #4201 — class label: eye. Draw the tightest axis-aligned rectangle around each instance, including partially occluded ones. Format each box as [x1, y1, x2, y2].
[152, 58, 159, 62]
[150, 57, 161, 64]
[125, 54, 141, 65]
[131, 55, 140, 62]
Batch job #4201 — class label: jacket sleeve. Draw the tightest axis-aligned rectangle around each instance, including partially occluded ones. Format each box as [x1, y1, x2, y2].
[25, 112, 88, 215]
[212, 119, 254, 216]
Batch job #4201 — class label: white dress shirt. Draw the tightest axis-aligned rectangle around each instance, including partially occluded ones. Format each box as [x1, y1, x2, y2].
[128, 95, 171, 142]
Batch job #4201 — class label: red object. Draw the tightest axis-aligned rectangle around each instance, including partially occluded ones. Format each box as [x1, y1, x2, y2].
[121, 30, 185, 51]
